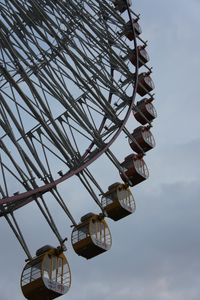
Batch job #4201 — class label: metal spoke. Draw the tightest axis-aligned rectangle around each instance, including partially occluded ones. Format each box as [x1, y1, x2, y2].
[0, 0, 157, 263]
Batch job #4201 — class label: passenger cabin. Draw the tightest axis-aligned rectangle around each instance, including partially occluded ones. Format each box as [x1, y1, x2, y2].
[71, 213, 112, 259]
[113, 0, 132, 13]
[123, 19, 142, 40]
[129, 46, 150, 68]
[137, 72, 155, 96]
[133, 98, 157, 125]
[101, 182, 136, 221]
[21, 246, 71, 300]
[120, 154, 149, 186]
[129, 126, 155, 154]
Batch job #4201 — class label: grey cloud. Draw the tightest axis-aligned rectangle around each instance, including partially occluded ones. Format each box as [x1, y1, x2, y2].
[1, 0, 200, 299]
[67, 180, 200, 300]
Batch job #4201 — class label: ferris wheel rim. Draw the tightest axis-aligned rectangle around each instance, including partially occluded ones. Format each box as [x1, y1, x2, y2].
[0, 0, 139, 208]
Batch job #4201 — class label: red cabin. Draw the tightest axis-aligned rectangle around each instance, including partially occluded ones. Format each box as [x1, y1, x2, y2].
[129, 46, 150, 68]
[133, 98, 157, 125]
[137, 72, 155, 96]
[123, 19, 142, 40]
[120, 154, 149, 186]
[113, 0, 132, 13]
[129, 126, 155, 154]
[101, 182, 136, 221]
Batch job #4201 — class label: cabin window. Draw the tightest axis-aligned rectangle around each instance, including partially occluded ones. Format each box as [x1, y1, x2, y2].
[57, 257, 63, 284]
[121, 160, 130, 172]
[43, 255, 51, 279]
[72, 225, 89, 244]
[63, 262, 70, 286]
[134, 159, 145, 175]
[118, 189, 133, 209]
[91, 221, 102, 243]
[21, 261, 41, 286]
[43, 255, 69, 287]
[31, 262, 41, 281]
[143, 130, 153, 144]
[101, 195, 113, 207]
[90, 221, 111, 246]
[51, 256, 57, 281]
[146, 103, 156, 116]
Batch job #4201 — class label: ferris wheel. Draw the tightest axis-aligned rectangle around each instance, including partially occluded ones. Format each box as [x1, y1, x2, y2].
[0, 0, 157, 299]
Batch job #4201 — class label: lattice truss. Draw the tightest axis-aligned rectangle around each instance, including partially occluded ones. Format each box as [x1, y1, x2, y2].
[1, 0, 134, 196]
[0, 0, 154, 257]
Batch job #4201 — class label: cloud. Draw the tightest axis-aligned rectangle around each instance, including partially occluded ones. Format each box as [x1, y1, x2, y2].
[1, 1, 200, 299]
[60, 178, 200, 300]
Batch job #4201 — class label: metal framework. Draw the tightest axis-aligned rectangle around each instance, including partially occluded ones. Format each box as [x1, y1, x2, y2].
[0, 0, 155, 258]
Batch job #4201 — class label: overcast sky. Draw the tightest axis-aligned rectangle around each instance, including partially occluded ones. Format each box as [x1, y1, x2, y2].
[1, 0, 200, 299]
